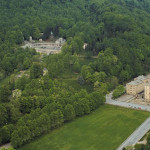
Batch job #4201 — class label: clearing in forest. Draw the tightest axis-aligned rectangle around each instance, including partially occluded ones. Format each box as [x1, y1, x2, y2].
[19, 105, 150, 150]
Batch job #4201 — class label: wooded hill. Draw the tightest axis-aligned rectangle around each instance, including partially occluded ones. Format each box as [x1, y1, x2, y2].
[0, 0, 150, 149]
[0, 0, 150, 79]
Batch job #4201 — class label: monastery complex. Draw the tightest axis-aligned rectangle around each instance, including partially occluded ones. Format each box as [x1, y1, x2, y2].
[126, 75, 150, 101]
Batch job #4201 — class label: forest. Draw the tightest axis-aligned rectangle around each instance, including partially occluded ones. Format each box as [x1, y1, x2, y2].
[0, 0, 150, 149]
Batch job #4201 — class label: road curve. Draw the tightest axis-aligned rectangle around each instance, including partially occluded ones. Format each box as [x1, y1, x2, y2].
[106, 93, 150, 112]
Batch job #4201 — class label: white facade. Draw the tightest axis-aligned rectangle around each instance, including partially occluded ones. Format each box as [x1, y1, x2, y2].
[145, 84, 150, 102]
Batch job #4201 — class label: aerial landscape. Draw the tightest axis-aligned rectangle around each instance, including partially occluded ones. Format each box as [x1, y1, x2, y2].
[0, 0, 150, 150]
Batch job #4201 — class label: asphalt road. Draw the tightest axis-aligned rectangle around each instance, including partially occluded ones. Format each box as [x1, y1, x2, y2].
[106, 93, 150, 112]
[106, 93, 150, 150]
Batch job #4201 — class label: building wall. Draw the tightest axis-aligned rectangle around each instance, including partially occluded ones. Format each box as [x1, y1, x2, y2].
[126, 84, 136, 95]
[145, 85, 150, 102]
[136, 82, 145, 94]
[126, 83, 145, 95]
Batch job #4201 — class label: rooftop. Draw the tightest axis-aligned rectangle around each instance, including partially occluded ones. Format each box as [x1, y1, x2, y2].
[127, 75, 150, 86]
[134, 75, 145, 81]
[128, 80, 143, 85]
[146, 82, 150, 86]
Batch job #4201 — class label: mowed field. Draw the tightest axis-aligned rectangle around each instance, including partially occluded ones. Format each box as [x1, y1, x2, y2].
[19, 105, 150, 150]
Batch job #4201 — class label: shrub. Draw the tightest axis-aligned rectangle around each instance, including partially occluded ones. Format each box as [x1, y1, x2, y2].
[112, 85, 125, 99]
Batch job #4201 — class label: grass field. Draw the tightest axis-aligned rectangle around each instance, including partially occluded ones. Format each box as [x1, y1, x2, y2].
[19, 105, 150, 150]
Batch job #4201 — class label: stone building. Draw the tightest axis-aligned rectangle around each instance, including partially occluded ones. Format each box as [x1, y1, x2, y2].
[145, 83, 150, 102]
[55, 38, 66, 45]
[126, 75, 150, 95]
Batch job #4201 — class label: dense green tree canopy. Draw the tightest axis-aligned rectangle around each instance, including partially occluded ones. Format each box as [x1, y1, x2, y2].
[1, 0, 150, 148]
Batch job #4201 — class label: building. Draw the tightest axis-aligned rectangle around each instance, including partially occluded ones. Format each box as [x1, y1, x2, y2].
[55, 38, 66, 45]
[22, 37, 66, 55]
[126, 76, 145, 95]
[126, 75, 150, 95]
[145, 83, 150, 102]
[83, 43, 88, 50]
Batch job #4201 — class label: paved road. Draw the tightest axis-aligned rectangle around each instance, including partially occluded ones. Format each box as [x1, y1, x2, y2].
[106, 93, 150, 150]
[116, 117, 150, 150]
[106, 93, 150, 112]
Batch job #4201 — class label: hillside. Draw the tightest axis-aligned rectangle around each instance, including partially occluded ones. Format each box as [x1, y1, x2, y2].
[0, 0, 150, 80]
[0, 0, 150, 150]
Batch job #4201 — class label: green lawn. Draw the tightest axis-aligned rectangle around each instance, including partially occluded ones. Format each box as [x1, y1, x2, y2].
[19, 105, 150, 150]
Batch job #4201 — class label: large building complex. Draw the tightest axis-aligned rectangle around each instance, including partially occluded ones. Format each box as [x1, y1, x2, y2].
[126, 75, 150, 101]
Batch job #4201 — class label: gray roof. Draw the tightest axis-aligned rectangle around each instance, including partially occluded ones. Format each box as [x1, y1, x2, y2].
[134, 75, 145, 81]
[127, 75, 150, 86]
[127, 80, 143, 85]
[146, 82, 150, 86]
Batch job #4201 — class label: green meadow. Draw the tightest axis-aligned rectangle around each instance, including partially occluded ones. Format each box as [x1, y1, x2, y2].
[19, 105, 150, 150]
